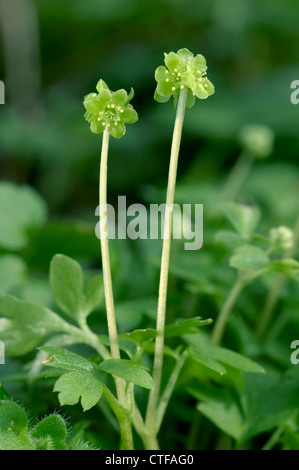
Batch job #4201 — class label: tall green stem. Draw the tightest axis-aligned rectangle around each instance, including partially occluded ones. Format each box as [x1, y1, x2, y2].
[145, 88, 187, 440]
[222, 152, 253, 201]
[257, 214, 299, 338]
[99, 129, 129, 414]
[211, 277, 244, 346]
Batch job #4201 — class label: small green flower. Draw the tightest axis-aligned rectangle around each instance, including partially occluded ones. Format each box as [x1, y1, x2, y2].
[154, 48, 215, 108]
[83, 80, 138, 138]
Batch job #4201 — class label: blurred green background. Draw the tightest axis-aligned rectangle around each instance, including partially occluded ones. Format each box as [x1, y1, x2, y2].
[1, 0, 298, 211]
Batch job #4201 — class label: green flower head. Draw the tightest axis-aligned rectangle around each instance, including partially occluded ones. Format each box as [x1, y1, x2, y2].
[83, 80, 138, 138]
[154, 48, 215, 108]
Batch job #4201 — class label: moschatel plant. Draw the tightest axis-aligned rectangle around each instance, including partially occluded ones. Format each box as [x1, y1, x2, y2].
[0, 49, 271, 451]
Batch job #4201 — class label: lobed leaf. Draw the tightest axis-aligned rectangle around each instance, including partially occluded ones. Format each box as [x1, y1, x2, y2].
[98, 359, 153, 389]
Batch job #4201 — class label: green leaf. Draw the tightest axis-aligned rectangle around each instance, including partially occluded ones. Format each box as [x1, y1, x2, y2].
[164, 317, 213, 338]
[242, 375, 299, 440]
[188, 345, 265, 375]
[84, 275, 104, 315]
[189, 384, 244, 440]
[0, 295, 69, 356]
[0, 255, 27, 293]
[0, 401, 35, 450]
[0, 384, 11, 400]
[122, 329, 158, 346]
[188, 347, 227, 375]
[39, 347, 93, 372]
[0, 182, 47, 250]
[98, 359, 153, 389]
[31, 414, 67, 450]
[230, 245, 269, 271]
[54, 369, 103, 411]
[270, 258, 299, 280]
[224, 202, 261, 241]
[50, 254, 85, 320]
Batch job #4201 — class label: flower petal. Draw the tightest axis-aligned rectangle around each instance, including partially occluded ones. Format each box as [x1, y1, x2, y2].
[90, 120, 104, 134]
[113, 89, 127, 106]
[98, 89, 112, 107]
[96, 79, 109, 93]
[155, 65, 168, 82]
[157, 79, 175, 97]
[154, 89, 171, 103]
[109, 122, 126, 139]
[122, 106, 138, 124]
[203, 79, 215, 96]
[84, 96, 101, 114]
[186, 89, 196, 109]
[193, 83, 209, 99]
[177, 48, 194, 66]
[192, 54, 207, 70]
[164, 52, 181, 70]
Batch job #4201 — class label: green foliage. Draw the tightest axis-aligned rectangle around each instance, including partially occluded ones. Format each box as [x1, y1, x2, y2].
[1, 0, 299, 449]
[229, 245, 269, 271]
[39, 347, 103, 411]
[0, 183, 47, 251]
[0, 399, 95, 450]
[98, 359, 153, 389]
[188, 344, 265, 376]
[0, 295, 71, 356]
[224, 202, 261, 241]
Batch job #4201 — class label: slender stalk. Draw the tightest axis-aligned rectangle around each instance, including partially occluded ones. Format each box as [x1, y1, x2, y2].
[145, 88, 188, 438]
[222, 151, 253, 201]
[99, 129, 130, 437]
[211, 276, 244, 346]
[257, 214, 299, 338]
[261, 426, 283, 450]
[155, 351, 188, 432]
[256, 274, 285, 338]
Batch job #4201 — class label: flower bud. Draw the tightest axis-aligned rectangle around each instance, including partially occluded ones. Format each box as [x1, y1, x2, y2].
[239, 124, 274, 159]
[269, 226, 294, 252]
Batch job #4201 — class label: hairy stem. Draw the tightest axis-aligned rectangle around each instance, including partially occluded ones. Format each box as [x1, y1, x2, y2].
[102, 385, 134, 450]
[222, 152, 253, 200]
[211, 276, 244, 346]
[99, 129, 131, 444]
[145, 88, 188, 437]
[155, 351, 188, 432]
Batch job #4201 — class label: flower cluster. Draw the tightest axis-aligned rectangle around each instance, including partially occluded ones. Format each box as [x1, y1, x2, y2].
[154, 48, 215, 108]
[269, 226, 294, 252]
[83, 80, 138, 138]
